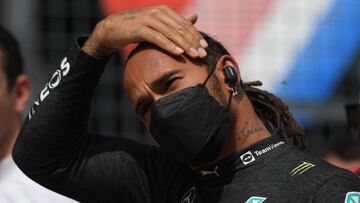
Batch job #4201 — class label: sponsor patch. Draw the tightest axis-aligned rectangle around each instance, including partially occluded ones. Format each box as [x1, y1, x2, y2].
[290, 162, 315, 176]
[29, 57, 71, 120]
[345, 192, 360, 203]
[245, 196, 267, 203]
[180, 187, 196, 203]
[240, 151, 256, 165]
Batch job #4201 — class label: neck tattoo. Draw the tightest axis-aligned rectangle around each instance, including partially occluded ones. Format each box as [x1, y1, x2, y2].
[238, 121, 264, 144]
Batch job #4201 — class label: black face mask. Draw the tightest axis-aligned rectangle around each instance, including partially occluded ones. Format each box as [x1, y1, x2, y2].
[150, 71, 231, 166]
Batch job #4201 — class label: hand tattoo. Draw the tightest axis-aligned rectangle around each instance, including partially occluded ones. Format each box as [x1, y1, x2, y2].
[123, 16, 135, 21]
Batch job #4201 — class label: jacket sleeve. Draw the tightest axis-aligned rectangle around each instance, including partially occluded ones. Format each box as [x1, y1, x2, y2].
[12, 37, 186, 203]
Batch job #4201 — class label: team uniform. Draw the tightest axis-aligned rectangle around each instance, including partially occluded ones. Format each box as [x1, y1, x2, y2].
[13, 38, 360, 202]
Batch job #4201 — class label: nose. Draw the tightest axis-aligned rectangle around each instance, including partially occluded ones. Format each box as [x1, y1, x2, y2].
[144, 85, 163, 102]
[152, 94, 163, 102]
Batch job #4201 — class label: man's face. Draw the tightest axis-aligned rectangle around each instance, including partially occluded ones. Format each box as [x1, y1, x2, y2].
[124, 45, 226, 128]
[0, 51, 15, 144]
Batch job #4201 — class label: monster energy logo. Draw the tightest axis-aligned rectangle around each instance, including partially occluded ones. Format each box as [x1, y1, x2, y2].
[290, 162, 315, 176]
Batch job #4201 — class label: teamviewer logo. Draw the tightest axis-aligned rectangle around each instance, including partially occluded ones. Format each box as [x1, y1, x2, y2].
[240, 151, 255, 165]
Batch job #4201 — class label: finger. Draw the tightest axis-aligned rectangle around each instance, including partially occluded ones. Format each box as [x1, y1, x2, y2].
[162, 8, 208, 52]
[144, 17, 199, 58]
[149, 12, 200, 57]
[185, 13, 197, 24]
[155, 10, 207, 58]
[165, 11, 207, 57]
[138, 27, 185, 56]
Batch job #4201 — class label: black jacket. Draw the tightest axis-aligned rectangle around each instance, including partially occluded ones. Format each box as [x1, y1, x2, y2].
[13, 38, 360, 203]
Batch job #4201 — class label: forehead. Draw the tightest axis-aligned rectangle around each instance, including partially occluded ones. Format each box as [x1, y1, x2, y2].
[123, 46, 207, 104]
[125, 46, 187, 82]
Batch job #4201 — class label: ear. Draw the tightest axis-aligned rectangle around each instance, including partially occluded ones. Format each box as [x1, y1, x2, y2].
[214, 55, 241, 93]
[10, 75, 31, 114]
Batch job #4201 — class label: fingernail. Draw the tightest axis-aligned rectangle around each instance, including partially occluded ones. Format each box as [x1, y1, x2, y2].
[200, 39, 208, 48]
[190, 47, 199, 57]
[175, 47, 184, 54]
[198, 47, 207, 57]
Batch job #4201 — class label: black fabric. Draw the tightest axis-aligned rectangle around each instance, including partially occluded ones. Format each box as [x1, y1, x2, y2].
[150, 84, 229, 166]
[12, 38, 360, 203]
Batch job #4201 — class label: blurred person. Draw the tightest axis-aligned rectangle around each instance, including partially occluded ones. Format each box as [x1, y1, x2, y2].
[0, 25, 77, 202]
[12, 5, 360, 203]
[325, 137, 360, 175]
[325, 104, 360, 175]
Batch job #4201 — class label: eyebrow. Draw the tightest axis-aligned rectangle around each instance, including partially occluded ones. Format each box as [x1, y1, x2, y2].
[148, 69, 180, 91]
[134, 69, 180, 116]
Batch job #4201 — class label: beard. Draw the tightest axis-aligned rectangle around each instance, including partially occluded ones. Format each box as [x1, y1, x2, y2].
[208, 75, 228, 106]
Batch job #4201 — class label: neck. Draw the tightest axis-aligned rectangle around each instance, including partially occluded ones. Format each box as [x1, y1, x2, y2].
[217, 95, 271, 161]
[0, 121, 19, 161]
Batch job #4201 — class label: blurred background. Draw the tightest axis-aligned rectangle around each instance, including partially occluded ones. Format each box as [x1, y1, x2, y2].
[1, 0, 359, 160]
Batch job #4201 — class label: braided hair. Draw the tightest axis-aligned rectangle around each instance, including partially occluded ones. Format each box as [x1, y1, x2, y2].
[197, 32, 307, 150]
[242, 81, 307, 149]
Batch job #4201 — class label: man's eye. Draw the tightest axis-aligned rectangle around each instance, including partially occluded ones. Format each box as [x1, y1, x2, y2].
[165, 77, 181, 89]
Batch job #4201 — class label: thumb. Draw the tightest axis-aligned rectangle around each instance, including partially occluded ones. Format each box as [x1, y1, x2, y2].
[185, 13, 198, 24]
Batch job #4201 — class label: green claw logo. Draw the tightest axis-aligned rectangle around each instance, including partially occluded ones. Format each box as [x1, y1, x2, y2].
[290, 162, 315, 176]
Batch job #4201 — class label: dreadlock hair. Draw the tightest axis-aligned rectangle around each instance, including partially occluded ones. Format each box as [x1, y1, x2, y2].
[127, 32, 307, 150]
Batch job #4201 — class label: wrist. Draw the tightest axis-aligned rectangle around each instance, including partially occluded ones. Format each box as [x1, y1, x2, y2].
[81, 36, 113, 59]
[81, 25, 114, 59]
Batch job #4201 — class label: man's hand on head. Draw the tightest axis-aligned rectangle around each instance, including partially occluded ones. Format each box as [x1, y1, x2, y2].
[82, 5, 208, 59]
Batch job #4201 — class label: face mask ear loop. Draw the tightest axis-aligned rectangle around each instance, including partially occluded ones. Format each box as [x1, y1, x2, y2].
[203, 63, 233, 110]
[227, 91, 233, 110]
[202, 64, 217, 86]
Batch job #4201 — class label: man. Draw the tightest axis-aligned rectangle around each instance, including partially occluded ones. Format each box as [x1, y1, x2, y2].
[0, 25, 76, 202]
[12, 5, 360, 202]
[325, 104, 360, 175]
